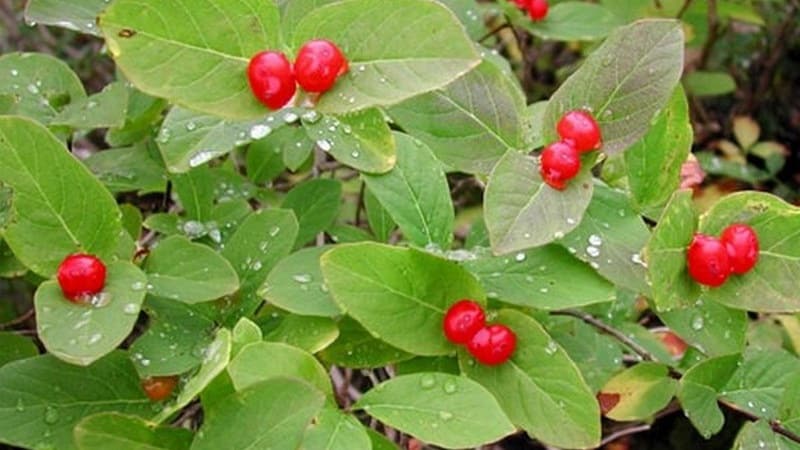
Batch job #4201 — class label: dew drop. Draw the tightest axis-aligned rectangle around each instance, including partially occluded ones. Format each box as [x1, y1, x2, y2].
[88, 333, 102, 345]
[249, 124, 272, 140]
[188, 150, 217, 168]
[185, 121, 197, 131]
[316, 139, 332, 151]
[350, 150, 360, 158]
[301, 110, 320, 123]
[123, 303, 139, 315]
[442, 380, 457, 394]
[16, 398, 24, 412]
[10, 69, 18, 77]
[438, 411, 453, 421]
[293, 273, 312, 283]
[691, 315, 704, 331]
[588, 234, 602, 246]
[515, 252, 526, 262]
[544, 340, 558, 355]
[420, 374, 436, 389]
[89, 292, 112, 308]
[43, 406, 59, 424]
[269, 226, 281, 237]
[587, 246, 600, 258]
[283, 112, 299, 123]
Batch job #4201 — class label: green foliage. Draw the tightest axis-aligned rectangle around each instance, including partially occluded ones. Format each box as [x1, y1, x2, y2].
[2, 1, 799, 448]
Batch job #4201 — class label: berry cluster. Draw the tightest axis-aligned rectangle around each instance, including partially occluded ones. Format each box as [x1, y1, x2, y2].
[539, 110, 602, 190]
[247, 39, 349, 110]
[686, 223, 759, 287]
[512, 0, 549, 21]
[443, 300, 517, 365]
[57, 253, 107, 302]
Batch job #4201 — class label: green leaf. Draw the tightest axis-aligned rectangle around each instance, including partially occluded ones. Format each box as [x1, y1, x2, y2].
[154, 328, 231, 423]
[291, 0, 480, 114]
[35, 261, 147, 366]
[321, 243, 484, 355]
[24, 0, 110, 35]
[0, 53, 86, 124]
[0, 332, 38, 368]
[388, 60, 526, 174]
[246, 138, 285, 184]
[192, 378, 325, 450]
[434, 0, 485, 40]
[282, 179, 342, 247]
[355, 373, 515, 449]
[107, 88, 167, 147]
[279, 0, 340, 43]
[543, 19, 684, 155]
[698, 192, 800, 312]
[120, 204, 144, 240]
[484, 150, 594, 255]
[172, 166, 215, 221]
[280, 126, 315, 171]
[521, 2, 622, 41]
[100, 0, 281, 119]
[364, 187, 396, 242]
[395, 356, 460, 376]
[145, 236, 239, 304]
[231, 317, 263, 356]
[600, 362, 678, 421]
[318, 317, 412, 368]
[464, 244, 615, 309]
[0, 240, 27, 277]
[75, 412, 193, 450]
[259, 245, 342, 317]
[548, 319, 623, 391]
[658, 300, 747, 357]
[129, 297, 215, 377]
[84, 144, 167, 195]
[157, 108, 291, 173]
[624, 87, 693, 214]
[733, 421, 800, 450]
[51, 81, 129, 129]
[228, 341, 332, 397]
[721, 350, 800, 420]
[221, 209, 298, 317]
[678, 354, 741, 438]
[303, 405, 371, 450]
[366, 428, 401, 450]
[303, 109, 397, 174]
[0, 352, 153, 450]
[461, 310, 600, 449]
[558, 183, 651, 293]
[0, 116, 122, 276]
[644, 190, 701, 311]
[258, 310, 340, 354]
[684, 71, 737, 97]
[362, 133, 454, 248]
[327, 224, 374, 243]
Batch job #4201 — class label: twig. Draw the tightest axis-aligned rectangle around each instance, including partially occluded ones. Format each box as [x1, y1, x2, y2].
[599, 423, 651, 446]
[0, 308, 34, 330]
[478, 20, 512, 44]
[719, 399, 800, 444]
[698, 0, 719, 69]
[676, 0, 694, 19]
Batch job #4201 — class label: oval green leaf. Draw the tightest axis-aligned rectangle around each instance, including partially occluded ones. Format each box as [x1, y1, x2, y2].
[228, 341, 333, 397]
[355, 373, 515, 449]
[75, 412, 193, 450]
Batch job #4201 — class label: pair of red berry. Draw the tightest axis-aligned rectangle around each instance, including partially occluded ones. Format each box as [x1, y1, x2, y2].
[512, 0, 549, 20]
[539, 110, 602, 190]
[443, 300, 517, 365]
[686, 223, 759, 287]
[247, 39, 349, 110]
[57, 253, 107, 302]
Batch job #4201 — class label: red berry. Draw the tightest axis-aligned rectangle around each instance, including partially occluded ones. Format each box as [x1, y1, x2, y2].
[720, 223, 759, 275]
[467, 325, 517, 366]
[443, 300, 486, 344]
[539, 140, 581, 190]
[556, 110, 602, 152]
[686, 234, 731, 287]
[527, 0, 549, 20]
[247, 51, 296, 110]
[294, 39, 348, 93]
[141, 376, 178, 402]
[57, 253, 107, 301]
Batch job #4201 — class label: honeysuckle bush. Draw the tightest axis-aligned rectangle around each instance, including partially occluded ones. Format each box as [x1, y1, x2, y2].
[0, 0, 799, 449]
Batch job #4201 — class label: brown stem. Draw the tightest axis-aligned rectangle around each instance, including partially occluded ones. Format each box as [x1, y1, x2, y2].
[698, 0, 720, 69]
[676, 0, 694, 19]
[719, 399, 800, 445]
[0, 308, 34, 329]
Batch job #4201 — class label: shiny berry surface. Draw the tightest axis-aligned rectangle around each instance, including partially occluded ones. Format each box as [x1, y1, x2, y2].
[247, 51, 296, 110]
[539, 140, 581, 190]
[467, 325, 517, 366]
[720, 224, 759, 275]
[442, 300, 486, 344]
[141, 376, 178, 402]
[57, 253, 106, 301]
[686, 234, 731, 287]
[556, 110, 602, 152]
[527, 0, 549, 20]
[294, 39, 348, 93]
